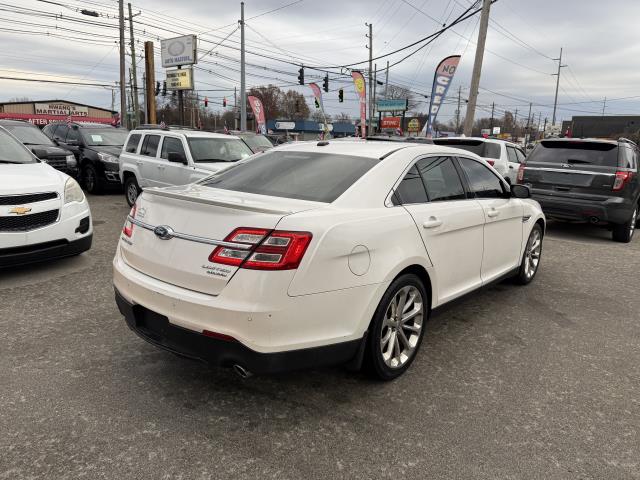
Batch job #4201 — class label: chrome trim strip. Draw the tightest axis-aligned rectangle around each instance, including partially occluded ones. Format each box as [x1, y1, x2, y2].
[524, 167, 615, 176]
[127, 216, 253, 249]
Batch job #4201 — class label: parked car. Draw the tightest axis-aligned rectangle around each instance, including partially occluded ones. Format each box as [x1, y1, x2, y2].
[0, 126, 92, 267]
[119, 127, 254, 206]
[113, 140, 545, 380]
[433, 137, 526, 184]
[0, 120, 77, 177]
[42, 122, 129, 194]
[520, 137, 640, 242]
[230, 131, 274, 153]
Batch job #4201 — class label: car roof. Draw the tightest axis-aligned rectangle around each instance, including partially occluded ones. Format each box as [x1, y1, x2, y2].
[270, 139, 483, 160]
[134, 129, 240, 140]
[0, 119, 37, 127]
[540, 137, 620, 146]
[47, 122, 119, 129]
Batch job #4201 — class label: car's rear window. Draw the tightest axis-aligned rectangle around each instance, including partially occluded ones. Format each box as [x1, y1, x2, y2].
[528, 141, 619, 167]
[201, 151, 380, 202]
[432, 139, 501, 159]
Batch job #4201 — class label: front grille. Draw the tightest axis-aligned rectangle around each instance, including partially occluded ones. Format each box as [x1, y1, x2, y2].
[0, 209, 59, 232]
[0, 192, 57, 205]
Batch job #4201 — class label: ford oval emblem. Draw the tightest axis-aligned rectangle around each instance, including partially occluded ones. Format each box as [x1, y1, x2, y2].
[153, 225, 174, 240]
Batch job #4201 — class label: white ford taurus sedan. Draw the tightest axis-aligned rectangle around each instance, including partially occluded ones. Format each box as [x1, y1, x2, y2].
[0, 126, 92, 268]
[113, 140, 545, 380]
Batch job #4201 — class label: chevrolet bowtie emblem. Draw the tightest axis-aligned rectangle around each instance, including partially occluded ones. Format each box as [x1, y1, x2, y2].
[9, 206, 32, 215]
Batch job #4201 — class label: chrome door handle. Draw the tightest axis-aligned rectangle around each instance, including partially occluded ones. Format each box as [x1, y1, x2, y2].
[487, 208, 500, 218]
[423, 217, 443, 228]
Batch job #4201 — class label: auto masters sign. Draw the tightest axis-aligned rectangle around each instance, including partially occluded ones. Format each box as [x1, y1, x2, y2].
[161, 35, 197, 68]
[34, 103, 88, 117]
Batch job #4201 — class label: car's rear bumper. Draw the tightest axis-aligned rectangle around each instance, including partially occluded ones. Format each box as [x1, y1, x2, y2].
[0, 233, 92, 267]
[115, 288, 363, 374]
[531, 192, 634, 224]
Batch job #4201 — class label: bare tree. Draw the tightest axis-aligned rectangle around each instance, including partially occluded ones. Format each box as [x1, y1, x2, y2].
[384, 84, 418, 112]
[280, 90, 309, 120]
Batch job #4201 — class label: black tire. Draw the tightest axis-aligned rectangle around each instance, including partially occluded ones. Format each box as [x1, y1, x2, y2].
[514, 224, 543, 285]
[612, 207, 637, 243]
[124, 175, 141, 207]
[82, 163, 103, 194]
[364, 273, 428, 381]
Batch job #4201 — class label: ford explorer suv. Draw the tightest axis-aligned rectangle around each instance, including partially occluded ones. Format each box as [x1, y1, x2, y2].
[43, 122, 129, 194]
[433, 137, 525, 184]
[519, 138, 639, 242]
[0, 120, 77, 177]
[119, 127, 253, 206]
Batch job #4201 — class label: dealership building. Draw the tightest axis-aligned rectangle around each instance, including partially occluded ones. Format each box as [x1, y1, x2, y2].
[0, 99, 117, 126]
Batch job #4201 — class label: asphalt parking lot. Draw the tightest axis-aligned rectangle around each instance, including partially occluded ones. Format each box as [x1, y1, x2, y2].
[1, 193, 639, 480]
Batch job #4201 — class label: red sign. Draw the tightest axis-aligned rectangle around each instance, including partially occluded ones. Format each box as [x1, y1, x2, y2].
[247, 96, 266, 134]
[0, 112, 114, 126]
[380, 117, 401, 129]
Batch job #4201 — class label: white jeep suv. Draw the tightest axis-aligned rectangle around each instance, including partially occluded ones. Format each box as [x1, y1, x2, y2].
[119, 127, 253, 206]
[433, 137, 527, 184]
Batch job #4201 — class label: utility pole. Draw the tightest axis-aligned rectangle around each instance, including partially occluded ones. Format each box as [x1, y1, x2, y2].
[462, 0, 491, 136]
[142, 73, 147, 123]
[127, 3, 140, 128]
[144, 41, 156, 124]
[234, 86, 238, 130]
[366, 22, 373, 134]
[118, 0, 127, 128]
[525, 102, 532, 144]
[240, 2, 247, 131]
[455, 86, 461, 134]
[551, 47, 567, 126]
[384, 60, 389, 98]
[490, 102, 495, 130]
[373, 64, 379, 133]
[178, 68, 184, 125]
[513, 108, 518, 141]
[537, 112, 542, 139]
[542, 117, 548, 139]
[602, 97, 607, 117]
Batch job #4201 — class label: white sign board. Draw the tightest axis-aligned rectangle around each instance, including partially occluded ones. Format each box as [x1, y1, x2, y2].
[318, 123, 334, 132]
[275, 121, 296, 130]
[35, 103, 88, 117]
[166, 68, 194, 91]
[161, 35, 197, 68]
[492, 126, 501, 135]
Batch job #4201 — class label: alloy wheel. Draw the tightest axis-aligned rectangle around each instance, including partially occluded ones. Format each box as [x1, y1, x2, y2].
[525, 228, 542, 279]
[127, 182, 138, 206]
[84, 168, 95, 193]
[380, 285, 424, 369]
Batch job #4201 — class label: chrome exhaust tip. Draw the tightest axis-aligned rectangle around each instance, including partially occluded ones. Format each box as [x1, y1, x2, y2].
[233, 364, 253, 379]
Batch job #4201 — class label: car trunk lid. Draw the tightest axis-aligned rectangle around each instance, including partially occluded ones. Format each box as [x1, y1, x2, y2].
[119, 184, 323, 295]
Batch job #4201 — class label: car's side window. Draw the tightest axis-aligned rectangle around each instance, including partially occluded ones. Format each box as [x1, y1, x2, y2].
[506, 146, 519, 164]
[393, 165, 428, 205]
[66, 127, 81, 143]
[515, 148, 526, 164]
[160, 137, 186, 160]
[416, 156, 466, 202]
[140, 134, 160, 157]
[54, 125, 68, 141]
[458, 157, 507, 199]
[125, 134, 142, 154]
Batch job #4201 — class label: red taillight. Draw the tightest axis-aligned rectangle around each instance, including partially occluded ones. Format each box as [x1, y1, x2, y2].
[209, 227, 312, 270]
[486, 159, 495, 166]
[613, 171, 633, 191]
[122, 204, 136, 237]
[517, 163, 525, 183]
[202, 330, 237, 342]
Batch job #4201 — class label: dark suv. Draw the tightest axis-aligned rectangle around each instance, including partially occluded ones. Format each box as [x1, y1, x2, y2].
[0, 119, 77, 176]
[520, 138, 639, 242]
[42, 122, 129, 193]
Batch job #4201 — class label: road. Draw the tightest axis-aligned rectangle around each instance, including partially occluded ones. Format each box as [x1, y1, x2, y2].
[1, 193, 639, 480]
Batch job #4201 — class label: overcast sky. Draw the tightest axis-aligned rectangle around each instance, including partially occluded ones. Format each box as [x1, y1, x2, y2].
[2, 0, 640, 126]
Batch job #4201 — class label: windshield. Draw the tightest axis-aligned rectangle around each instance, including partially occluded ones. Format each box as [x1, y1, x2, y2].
[201, 151, 380, 202]
[528, 141, 619, 167]
[2, 124, 55, 146]
[187, 137, 253, 162]
[433, 139, 501, 159]
[240, 134, 273, 152]
[82, 129, 129, 146]
[0, 129, 38, 164]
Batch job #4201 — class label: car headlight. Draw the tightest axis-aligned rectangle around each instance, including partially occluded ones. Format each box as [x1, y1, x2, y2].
[98, 152, 119, 164]
[66, 154, 77, 168]
[64, 177, 85, 204]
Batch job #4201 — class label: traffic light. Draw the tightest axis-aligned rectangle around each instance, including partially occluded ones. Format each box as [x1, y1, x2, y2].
[204, 97, 208, 107]
[154, 81, 160, 96]
[161, 81, 166, 96]
[298, 67, 304, 85]
[338, 89, 344, 103]
[323, 74, 329, 93]
[223, 97, 227, 108]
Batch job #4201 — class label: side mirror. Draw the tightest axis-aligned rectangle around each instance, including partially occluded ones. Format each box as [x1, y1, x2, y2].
[168, 151, 187, 164]
[511, 184, 531, 199]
